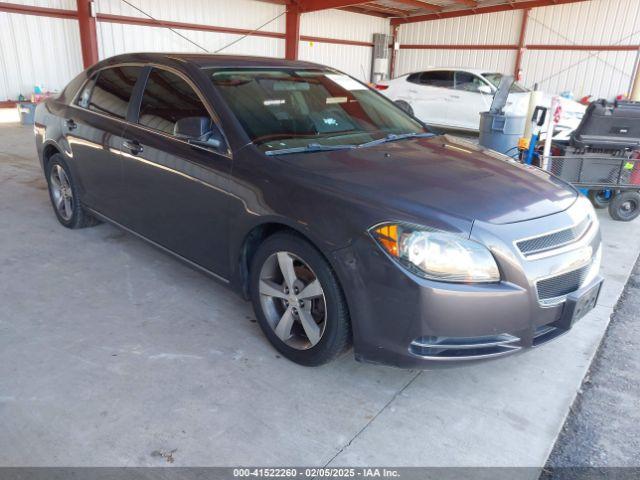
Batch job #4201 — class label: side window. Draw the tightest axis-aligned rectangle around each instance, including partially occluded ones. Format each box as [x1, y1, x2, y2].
[138, 68, 211, 136]
[76, 75, 97, 109]
[406, 73, 422, 84]
[88, 66, 143, 120]
[419, 71, 454, 89]
[454, 71, 485, 93]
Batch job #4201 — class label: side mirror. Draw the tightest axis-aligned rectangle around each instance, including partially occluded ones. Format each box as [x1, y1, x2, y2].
[174, 116, 225, 150]
[478, 84, 493, 95]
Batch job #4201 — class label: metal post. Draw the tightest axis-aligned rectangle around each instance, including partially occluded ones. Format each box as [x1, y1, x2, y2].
[630, 48, 640, 101]
[513, 8, 530, 79]
[285, 6, 300, 60]
[76, 0, 99, 68]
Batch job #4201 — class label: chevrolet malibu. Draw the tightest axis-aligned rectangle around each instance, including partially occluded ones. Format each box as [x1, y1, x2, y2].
[34, 53, 603, 368]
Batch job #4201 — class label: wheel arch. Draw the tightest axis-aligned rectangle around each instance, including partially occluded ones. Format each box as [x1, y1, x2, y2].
[41, 141, 63, 171]
[235, 220, 348, 304]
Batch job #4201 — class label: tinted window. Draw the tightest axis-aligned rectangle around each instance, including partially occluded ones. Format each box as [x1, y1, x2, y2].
[207, 68, 426, 151]
[138, 68, 210, 135]
[420, 71, 454, 88]
[482, 72, 529, 93]
[454, 72, 486, 93]
[76, 75, 97, 109]
[88, 66, 142, 119]
[406, 73, 422, 84]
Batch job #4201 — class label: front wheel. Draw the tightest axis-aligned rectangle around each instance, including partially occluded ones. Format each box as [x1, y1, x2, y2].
[249, 232, 351, 366]
[608, 191, 640, 222]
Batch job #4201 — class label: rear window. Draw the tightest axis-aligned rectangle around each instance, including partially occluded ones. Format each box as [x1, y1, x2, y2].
[87, 66, 143, 120]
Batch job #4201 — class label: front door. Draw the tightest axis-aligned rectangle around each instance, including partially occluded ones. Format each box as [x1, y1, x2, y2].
[119, 67, 233, 278]
[447, 71, 495, 130]
[410, 70, 455, 128]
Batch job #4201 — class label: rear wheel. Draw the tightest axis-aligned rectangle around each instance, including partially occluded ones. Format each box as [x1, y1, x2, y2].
[249, 232, 351, 366]
[45, 154, 99, 229]
[608, 191, 640, 222]
[588, 189, 611, 209]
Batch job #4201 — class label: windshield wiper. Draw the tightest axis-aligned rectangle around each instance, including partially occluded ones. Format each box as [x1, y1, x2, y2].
[265, 142, 355, 156]
[357, 132, 434, 149]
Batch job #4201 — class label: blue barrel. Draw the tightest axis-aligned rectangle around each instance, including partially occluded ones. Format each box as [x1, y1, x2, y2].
[479, 112, 526, 155]
[17, 102, 36, 125]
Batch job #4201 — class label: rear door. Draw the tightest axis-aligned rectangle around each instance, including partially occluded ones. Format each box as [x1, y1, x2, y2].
[119, 66, 233, 278]
[65, 65, 144, 218]
[409, 70, 454, 127]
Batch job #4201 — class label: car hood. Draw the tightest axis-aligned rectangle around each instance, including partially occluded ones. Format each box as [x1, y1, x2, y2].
[276, 135, 577, 225]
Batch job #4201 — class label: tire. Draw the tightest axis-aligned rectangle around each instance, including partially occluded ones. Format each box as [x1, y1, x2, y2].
[249, 232, 351, 366]
[395, 100, 414, 116]
[588, 189, 611, 209]
[608, 191, 640, 222]
[45, 153, 100, 229]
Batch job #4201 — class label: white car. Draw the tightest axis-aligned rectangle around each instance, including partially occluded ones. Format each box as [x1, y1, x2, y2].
[376, 68, 585, 136]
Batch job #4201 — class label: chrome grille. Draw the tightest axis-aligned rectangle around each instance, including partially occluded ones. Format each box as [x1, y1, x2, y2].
[536, 265, 590, 305]
[517, 216, 592, 257]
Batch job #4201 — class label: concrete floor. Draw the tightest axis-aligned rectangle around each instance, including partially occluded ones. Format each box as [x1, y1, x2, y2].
[1, 123, 638, 468]
[545, 257, 640, 471]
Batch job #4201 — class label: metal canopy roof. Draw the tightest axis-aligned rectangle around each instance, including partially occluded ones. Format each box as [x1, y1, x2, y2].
[266, 0, 589, 23]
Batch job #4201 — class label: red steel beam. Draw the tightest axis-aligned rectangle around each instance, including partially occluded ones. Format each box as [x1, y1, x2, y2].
[393, 0, 442, 11]
[300, 35, 373, 47]
[285, 5, 301, 59]
[449, 0, 478, 6]
[400, 44, 517, 49]
[398, 43, 640, 51]
[0, 1, 76, 19]
[299, 0, 372, 13]
[527, 44, 640, 51]
[392, 0, 589, 25]
[77, 0, 99, 68]
[340, 6, 395, 18]
[513, 8, 530, 78]
[96, 13, 286, 39]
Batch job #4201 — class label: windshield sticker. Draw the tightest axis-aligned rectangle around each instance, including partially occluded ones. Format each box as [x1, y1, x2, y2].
[325, 74, 367, 91]
[326, 96, 348, 104]
[264, 99, 286, 106]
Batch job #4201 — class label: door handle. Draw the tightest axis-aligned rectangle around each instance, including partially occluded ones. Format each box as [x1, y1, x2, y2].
[449, 95, 460, 99]
[65, 119, 77, 131]
[123, 139, 143, 155]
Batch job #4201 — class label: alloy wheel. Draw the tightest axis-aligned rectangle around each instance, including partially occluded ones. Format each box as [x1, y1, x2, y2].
[258, 251, 327, 350]
[49, 164, 74, 221]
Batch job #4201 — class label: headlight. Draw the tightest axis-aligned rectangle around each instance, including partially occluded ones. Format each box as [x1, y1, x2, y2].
[370, 223, 500, 283]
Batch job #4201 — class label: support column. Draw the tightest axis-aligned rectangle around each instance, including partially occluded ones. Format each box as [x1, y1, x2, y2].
[513, 8, 530, 80]
[389, 25, 399, 79]
[77, 0, 99, 68]
[285, 6, 300, 60]
[631, 50, 640, 101]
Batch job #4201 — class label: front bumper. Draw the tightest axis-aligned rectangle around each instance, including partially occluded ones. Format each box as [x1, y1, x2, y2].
[332, 202, 602, 369]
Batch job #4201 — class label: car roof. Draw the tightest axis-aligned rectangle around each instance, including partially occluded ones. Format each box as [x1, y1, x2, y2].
[91, 52, 326, 71]
[405, 67, 496, 76]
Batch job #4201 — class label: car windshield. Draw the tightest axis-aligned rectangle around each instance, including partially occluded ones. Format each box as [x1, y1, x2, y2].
[482, 72, 529, 93]
[206, 68, 427, 152]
